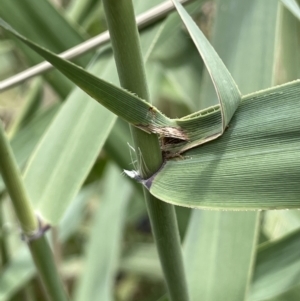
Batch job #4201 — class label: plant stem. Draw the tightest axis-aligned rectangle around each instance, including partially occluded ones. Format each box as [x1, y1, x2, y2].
[0, 123, 38, 234]
[0, 122, 69, 301]
[28, 236, 68, 301]
[102, 1, 189, 300]
[0, 193, 9, 266]
[103, 1, 161, 174]
[0, 192, 29, 301]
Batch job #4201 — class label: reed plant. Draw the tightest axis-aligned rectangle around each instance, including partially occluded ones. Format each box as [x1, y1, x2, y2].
[0, 0, 299, 301]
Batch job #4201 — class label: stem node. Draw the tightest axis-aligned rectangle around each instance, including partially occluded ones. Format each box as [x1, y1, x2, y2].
[21, 215, 51, 243]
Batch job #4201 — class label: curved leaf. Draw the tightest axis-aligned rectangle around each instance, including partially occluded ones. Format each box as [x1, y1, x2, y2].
[0, 10, 242, 155]
[171, 0, 241, 130]
[0, 18, 175, 134]
[149, 80, 300, 209]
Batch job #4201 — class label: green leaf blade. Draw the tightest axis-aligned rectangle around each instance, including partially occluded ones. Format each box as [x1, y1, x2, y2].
[23, 52, 117, 224]
[74, 165, 132, 301]
[184, 211, 259, 301]
[171, 0, 241, 130]
[150, 80, 300, 210]
[0, 17, 173, 132]
[249, 229, 300, 301]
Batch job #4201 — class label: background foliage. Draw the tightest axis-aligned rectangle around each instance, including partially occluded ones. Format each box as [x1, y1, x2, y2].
[0, 0, 300, 300]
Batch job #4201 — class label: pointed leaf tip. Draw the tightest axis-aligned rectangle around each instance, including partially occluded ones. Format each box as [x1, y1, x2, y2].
[171, 0, 241, 131]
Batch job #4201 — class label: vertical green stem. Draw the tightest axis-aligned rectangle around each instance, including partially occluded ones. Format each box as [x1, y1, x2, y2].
[0, 122, 69, 301]
[0, 190, 21, 301]
[28, 236, 67, 301]
[102, 1, 189, 300]
[0, 123, 37, 234]
[0, 193, 9, 266]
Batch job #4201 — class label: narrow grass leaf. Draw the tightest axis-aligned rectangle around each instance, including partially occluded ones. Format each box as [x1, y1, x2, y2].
[23, 50, 117, 224]
[249, 229, 300, 301]
[171, 0, 241, 130]
[74, 165, 132, 301]
[184, 210, 259, 301]
[148, 2, 204, 112]
[0, 18, 175, 134]
[0, 10, 243, 156]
